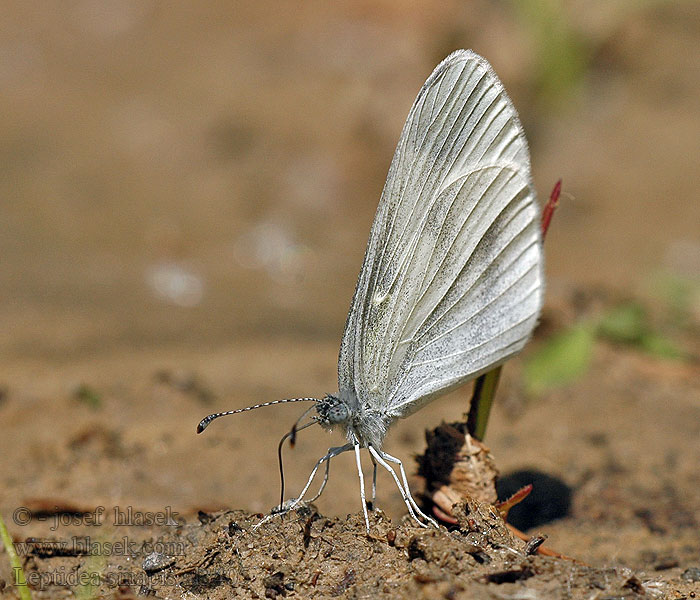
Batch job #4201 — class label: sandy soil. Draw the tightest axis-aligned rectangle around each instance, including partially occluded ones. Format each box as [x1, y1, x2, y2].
[1, 2, 699, 599]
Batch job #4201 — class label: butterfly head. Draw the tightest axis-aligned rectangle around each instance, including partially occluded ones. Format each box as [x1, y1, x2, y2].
[315, 394, 351, 427]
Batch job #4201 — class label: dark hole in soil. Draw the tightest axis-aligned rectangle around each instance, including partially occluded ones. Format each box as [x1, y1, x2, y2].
[497, 469, 572, 531]
[484, 566, 535, 584]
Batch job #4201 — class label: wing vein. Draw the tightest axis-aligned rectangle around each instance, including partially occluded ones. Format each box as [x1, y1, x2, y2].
[407, 172, 530, 345]
[414, 249, 539, 354]
[409, 290, 540, 367]
[388, 168, 516, 364]
[413, 195, 537, 346]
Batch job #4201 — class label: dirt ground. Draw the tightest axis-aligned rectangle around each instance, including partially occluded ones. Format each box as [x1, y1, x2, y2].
[1, 2, 699, 599]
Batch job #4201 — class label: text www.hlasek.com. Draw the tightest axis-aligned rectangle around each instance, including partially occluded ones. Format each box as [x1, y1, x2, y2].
[13, 537, 186, 557]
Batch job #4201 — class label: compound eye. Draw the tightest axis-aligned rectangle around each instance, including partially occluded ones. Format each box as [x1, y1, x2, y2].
[327, 400, 349, 424]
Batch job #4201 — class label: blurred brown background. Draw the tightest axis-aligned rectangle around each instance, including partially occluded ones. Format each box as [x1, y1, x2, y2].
[1, 1, 699, 530]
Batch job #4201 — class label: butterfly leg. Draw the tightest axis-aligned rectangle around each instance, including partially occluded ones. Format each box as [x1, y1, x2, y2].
[377, 449, 438, 527]
[307, 443, 349, 502]
[305, 459, 332, 503]
[293, 443, 353, 507]
[368, 446, 432, 528]
[369, 454, 378, 510]
[254, 443, 353, 530]
[354, 443, 371, 533]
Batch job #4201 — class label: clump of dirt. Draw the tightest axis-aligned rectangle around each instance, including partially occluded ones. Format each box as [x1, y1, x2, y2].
[12, 499, 686, 599]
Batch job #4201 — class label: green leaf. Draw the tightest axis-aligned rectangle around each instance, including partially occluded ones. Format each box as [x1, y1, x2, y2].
[74, 384, 102, 409]
[649, 272, 700, 328]
[598, 301, 687, 360]
[509, 0, 589, 106]
[524, 323, 595, 396]
[598, 302, 648, 344]
[639, 333, 686, 360]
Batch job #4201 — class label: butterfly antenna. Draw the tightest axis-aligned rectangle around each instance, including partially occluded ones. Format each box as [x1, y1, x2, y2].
[277, 407, 317, 507]
[196, 397, 319, 434]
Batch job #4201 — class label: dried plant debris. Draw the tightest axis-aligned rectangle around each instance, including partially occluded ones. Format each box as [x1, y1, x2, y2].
[417, 424, 500, 523]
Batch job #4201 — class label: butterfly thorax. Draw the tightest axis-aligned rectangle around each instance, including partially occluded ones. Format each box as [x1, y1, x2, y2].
[315, 394, 392, 449]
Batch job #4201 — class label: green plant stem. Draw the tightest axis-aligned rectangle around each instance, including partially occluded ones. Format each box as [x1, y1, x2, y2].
[0, 512, 32, 600]
[466, 366, 502, 441]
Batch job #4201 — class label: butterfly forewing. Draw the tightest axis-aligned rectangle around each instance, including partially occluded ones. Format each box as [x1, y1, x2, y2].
[338, 50, 542, 420]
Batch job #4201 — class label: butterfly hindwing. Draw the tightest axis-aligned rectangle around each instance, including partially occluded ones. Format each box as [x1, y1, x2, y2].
[338, 50, 543, 420]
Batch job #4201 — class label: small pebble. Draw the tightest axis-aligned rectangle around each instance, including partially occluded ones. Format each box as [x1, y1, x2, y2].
[142, 552, 175, 574]
[681, 567, 700, 582]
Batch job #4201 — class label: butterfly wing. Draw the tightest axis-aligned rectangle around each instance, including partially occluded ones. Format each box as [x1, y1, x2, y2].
[338, 50, 543, 421]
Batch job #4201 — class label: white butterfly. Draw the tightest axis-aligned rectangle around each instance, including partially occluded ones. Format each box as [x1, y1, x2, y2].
[199, 50, 543, 532]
